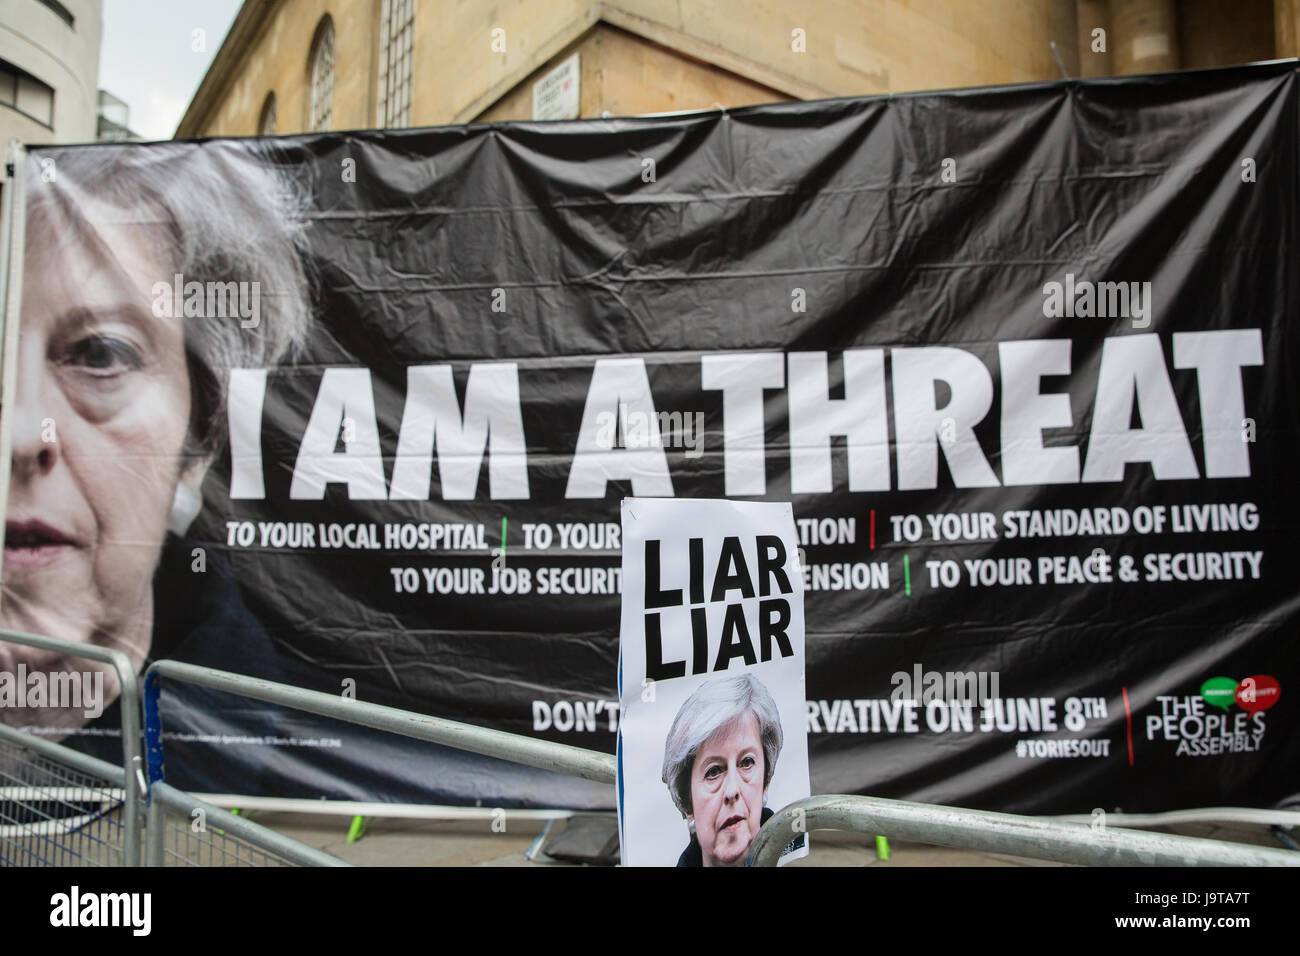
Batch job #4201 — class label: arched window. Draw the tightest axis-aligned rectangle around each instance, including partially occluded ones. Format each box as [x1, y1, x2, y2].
[258, 91, 277, 135]
[309, 16, 335, 132]
[376, 0, 414, 127]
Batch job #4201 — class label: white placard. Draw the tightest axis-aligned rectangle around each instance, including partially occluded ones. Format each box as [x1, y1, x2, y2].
[616, 497, 810, 866]
[532, 53, 580, 121]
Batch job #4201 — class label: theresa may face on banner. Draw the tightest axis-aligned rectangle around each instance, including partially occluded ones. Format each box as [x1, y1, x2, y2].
[0, 143, 310, 732]
[662, 674, 784, 866]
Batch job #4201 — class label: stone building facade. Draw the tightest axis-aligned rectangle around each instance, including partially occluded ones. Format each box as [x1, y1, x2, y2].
[177, 1, 1296, 138]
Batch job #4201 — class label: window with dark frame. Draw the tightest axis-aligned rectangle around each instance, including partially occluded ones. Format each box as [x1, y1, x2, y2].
[376, 0, 414, 128]
[36, 0, 75, 29]
[309, 17, 335, 132]
[0, 59, 54, 128]
[259, 91, 277, 136]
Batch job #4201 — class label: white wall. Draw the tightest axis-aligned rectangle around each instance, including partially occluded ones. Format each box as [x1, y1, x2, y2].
[0, 0, 103, 146]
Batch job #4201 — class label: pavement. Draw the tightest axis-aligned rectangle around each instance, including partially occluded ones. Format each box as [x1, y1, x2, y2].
[229, 810, 1289, 867]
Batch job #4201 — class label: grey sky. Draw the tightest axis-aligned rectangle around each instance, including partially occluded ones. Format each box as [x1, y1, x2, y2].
[99, 0, 242, 140]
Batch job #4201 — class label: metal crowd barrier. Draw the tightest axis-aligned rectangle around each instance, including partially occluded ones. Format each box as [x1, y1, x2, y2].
[0, 629, 144, 866]
[0, 631, 346, 868]
[146, 781, 347, 867]
[146, 660, 1299, 868]
[142, 659, 616, 867]
[6, 630, 1296, 867]
[144, 659, 618, 785]
[0, 724, 129, 866]
[747, 794, 1300, 867]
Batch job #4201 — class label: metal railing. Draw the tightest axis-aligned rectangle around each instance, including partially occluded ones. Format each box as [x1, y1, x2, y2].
[148, 661, 1299, 868]
[143, 659, 616, 866]
[144, 659, 617, 785]
[0, 629, 145, 866]
[0, 724, 129, 866]
[146, 781, 348, 867]
[747, 794, 1300, 867]
[5, 633, 1290, 868]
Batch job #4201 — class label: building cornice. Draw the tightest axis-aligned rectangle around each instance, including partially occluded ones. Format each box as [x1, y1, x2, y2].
[174, 0, 282, 138]
[175, 1, 837, 137]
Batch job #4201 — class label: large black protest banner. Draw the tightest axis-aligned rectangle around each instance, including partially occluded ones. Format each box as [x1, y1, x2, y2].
[6, 61, 1296, 812]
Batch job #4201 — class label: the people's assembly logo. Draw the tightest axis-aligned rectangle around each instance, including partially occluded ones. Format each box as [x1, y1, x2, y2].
[1145, 675, 1279, 757]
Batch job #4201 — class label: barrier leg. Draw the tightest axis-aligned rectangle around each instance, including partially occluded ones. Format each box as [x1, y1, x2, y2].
[147, 796, 165, 867]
